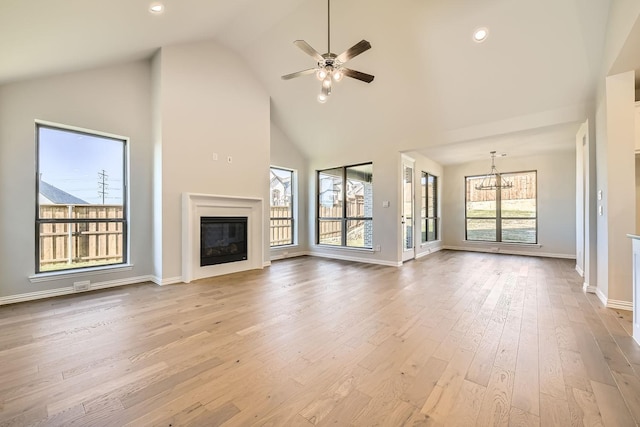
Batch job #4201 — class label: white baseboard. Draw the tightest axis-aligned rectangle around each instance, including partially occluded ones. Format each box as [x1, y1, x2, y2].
[0, 275, 154, 306]
[310, 251, 402, 267]
[607, 299, 633, 311]
[594, 288, 632, 311]
[443, 245, 576, 260]
[575, 265, 584, 277]
[582, 282, 596, 294]
[416, 246, 443, 260]
[150, 276, 182, 286]
[270, 250, 309, 262]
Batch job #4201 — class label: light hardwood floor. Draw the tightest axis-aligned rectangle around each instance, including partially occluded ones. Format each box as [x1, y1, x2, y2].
[1, 251, 639, 426]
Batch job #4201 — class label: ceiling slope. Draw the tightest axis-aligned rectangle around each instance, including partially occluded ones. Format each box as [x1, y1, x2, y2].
[0, 0, 612, 163]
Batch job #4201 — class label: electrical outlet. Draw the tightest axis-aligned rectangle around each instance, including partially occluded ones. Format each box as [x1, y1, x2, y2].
[212, 152, 218, 161]
[375, 244, 381, 252]
[73, 280, 90, 292]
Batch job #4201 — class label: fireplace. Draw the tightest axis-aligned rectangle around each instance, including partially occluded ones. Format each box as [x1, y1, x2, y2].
[200, 216, 248, 266]
[182, 193, 263, 283]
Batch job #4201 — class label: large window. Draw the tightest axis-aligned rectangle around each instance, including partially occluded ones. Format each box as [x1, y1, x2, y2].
[421, 172, 438, 242]
[465, 171, 537, 244]
[36, 123, 127, 273]
[318, 163, 373, 248]
[270, 167, 294, 247]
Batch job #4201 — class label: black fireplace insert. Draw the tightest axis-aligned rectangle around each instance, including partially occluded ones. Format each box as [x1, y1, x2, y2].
[200, 216, 248, 266]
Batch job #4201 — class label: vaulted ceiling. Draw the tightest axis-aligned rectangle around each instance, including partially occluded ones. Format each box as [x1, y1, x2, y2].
[1, 0, 613, 163]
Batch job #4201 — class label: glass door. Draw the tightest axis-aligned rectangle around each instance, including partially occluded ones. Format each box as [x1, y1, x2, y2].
[402, 156, 415, 261]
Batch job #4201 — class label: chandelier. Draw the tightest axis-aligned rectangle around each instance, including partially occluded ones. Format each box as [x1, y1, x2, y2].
[475, 151, 513, 190]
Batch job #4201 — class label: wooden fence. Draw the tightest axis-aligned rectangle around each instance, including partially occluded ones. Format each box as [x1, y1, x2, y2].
[42, 200, 372, 264]
[39, 205, 123, 270]
[467, 172, 536, 202]
[270, 205, 291, 246]
[317, 198, 366, 244]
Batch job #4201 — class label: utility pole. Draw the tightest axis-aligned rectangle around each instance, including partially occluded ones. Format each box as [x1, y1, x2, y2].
[98, 169, 109, 204]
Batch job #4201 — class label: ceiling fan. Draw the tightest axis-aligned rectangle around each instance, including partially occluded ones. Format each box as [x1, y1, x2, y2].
[281, 0, 375, 103]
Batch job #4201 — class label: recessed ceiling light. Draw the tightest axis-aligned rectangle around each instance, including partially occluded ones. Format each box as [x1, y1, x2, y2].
[473, 27, 489, 43]
[149, 2, 164, 14]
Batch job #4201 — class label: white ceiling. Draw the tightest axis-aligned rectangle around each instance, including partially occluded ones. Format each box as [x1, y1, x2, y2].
[0, 0, 614, 164]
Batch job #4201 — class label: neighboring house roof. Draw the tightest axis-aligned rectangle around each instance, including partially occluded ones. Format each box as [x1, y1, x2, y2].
[39, 181, 89, 205]
[270, 173, 290, 192]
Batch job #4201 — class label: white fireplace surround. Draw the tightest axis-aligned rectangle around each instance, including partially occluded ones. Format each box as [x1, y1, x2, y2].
[182, 193, 264, 283]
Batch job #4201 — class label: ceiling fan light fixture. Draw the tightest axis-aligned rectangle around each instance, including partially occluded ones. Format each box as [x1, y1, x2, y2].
[281, 0, 374, 101]
[316, 68, 328, 80]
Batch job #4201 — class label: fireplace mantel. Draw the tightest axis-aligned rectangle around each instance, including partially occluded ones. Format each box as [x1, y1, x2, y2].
[182, 193, 263, 283]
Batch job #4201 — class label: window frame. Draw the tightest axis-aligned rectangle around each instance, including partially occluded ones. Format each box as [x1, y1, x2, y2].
[421, 172, 439, 243]
[316, 162, 373, 249]
[35, 121, 129, 274]
[269, 166, 295, 247]
[464, 169, 537, 244]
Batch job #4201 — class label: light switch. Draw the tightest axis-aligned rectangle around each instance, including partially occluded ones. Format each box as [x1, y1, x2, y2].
[382, 201, 390, 208]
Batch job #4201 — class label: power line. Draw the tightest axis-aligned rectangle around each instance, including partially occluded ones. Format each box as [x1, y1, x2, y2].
[97, 169, 109, 204]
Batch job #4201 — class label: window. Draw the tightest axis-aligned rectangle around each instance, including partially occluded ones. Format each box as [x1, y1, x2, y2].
[36, 123, 127, 273]
[421, 172, 438, 242]
[465, 171, 537, 244]
[270, 167, 294, 246]
[318, 163, 373, 248]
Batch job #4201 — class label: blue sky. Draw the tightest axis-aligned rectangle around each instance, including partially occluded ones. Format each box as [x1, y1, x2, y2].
[39, 127, 124, 205]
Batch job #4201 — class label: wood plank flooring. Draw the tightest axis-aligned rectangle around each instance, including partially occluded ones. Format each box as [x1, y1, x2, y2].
[0, 251, 639, 426]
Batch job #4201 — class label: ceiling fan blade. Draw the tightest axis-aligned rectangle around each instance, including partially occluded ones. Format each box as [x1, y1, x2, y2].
[281, 68, 317, 80]
[342, 68, 375, 83]
[293, 40, 324, 62]
[336, 40, 372, 63]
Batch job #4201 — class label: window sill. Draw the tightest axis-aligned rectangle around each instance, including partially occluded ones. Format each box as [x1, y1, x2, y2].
[270, 244, 298, 249]
[29, 264, 134, 283]
[315, 244, 374, 253]
[463, 240, 541, 248]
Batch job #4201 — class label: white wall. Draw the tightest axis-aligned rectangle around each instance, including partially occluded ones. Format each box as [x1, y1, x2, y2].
[442, 151, 576, 258]
[592, 3, 640, 308]
[636, 155, 640, 233]
[270, 123, 309, 259]
[156, 39, 271, 282]
[596, 71, 636, 305]
[306, 146, 401, 266]
[0, 60, 154, 300]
